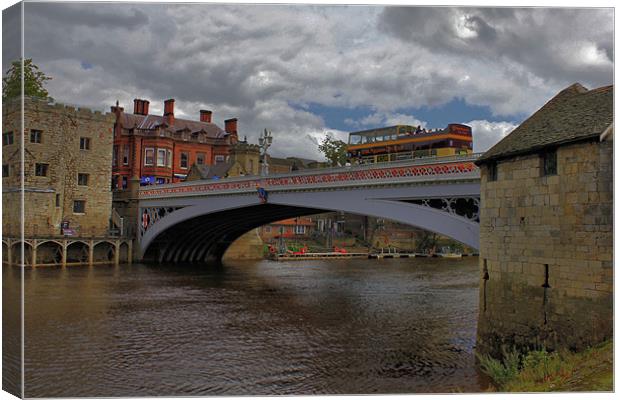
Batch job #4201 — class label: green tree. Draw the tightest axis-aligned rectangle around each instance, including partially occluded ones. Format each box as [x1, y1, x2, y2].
[318, 134, 348, 166]
[2, 58, 52, 102]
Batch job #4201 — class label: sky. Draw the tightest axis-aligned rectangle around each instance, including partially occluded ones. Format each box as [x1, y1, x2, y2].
[2, 2, 614, 160]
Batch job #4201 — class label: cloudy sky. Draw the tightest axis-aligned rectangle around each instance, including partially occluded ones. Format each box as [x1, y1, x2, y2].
[3, 2, 614, 160]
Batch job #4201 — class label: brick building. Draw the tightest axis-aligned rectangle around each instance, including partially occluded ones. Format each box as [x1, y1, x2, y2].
[259, 217, 315, 242]
[111, 98, 237, 188]
[2, 96, 116, 237]
[475, 83, 613, 356]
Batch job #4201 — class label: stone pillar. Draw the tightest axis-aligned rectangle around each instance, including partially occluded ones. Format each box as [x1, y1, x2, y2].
[114, 240, 120, 265]
[7, 240, 12, 266]
[88, 240, 94, 265]
[31, 241, 37, 267]
[61, 242, 67, 267]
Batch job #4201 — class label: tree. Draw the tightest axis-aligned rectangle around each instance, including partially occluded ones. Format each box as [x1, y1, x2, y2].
[2, 58, 52, 102]
[318, 134, 347, 167]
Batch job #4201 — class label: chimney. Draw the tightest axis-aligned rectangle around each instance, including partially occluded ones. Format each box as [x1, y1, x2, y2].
[142, 99, 150, 115]
[111, 100, 124, 116]
[133, 99, 142, 115]
[133, 99, 150, 115]
[225, 118, 238, 144]
[224, 118, 238, 135]
[200, 110, 212, 123]
[164, 99, 175, 126]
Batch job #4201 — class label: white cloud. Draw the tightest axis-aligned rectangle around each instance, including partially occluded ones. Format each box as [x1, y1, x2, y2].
[18, 4, 613, 163]
[465, 120, 517, 153]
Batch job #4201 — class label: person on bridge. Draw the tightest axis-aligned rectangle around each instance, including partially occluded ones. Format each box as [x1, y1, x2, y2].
[256, 184, 268, 203]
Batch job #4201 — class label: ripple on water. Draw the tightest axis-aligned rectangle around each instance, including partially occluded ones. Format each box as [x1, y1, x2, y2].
[11, 257, 486, 396]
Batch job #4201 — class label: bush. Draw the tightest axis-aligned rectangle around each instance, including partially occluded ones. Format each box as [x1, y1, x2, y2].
[476, 346, 522, 388]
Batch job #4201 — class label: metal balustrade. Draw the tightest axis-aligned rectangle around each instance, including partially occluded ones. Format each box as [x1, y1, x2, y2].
[138, 153, 481, 200]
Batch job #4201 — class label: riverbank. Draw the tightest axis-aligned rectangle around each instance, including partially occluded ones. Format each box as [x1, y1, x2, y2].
[479, 340, 613, 392]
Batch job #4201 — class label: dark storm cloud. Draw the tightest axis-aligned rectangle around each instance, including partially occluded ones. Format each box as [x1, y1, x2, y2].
[24, 2, 148, 30]
[2, 3, 22, 73]
[11, 3, 615, 158]
[378, 7, 613, 88]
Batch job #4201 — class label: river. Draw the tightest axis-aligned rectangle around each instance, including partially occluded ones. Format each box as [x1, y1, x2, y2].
[3, 256, 487, 396]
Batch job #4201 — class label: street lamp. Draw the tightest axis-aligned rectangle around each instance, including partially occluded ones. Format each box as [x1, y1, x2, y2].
[259, 128, 273, 176]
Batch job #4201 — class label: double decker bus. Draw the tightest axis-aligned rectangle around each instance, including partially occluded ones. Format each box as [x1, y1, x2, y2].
[346, 123, 473, 164]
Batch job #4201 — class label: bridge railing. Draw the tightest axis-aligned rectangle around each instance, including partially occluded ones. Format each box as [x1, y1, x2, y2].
[139, 153, 482, 199]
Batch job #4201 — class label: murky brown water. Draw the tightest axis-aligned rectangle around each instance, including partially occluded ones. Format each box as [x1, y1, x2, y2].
[4, 256, 487, 396]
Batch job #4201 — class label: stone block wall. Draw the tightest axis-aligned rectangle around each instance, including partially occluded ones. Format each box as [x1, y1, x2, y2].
[2, 97, 115, 237]
[476, 139, 613, 357]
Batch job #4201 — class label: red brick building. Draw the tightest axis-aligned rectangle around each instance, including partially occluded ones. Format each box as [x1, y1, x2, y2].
[259, 217, 315, 242]
[111, 98, 238, 188]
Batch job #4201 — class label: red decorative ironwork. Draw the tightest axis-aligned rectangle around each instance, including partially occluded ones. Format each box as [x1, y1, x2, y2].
[139, 161, 478, 198]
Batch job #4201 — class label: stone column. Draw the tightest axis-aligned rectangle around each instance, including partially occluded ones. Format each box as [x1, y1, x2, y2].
[7, 240, 12, 266]
[61, 241, 67, 267]
[114, 240, 120, 265]
[88, 240, 94, 265]
[31, 240, 38, 267]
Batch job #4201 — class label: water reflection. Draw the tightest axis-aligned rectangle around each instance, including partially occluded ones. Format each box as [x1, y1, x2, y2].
[5, 257, 486, 396]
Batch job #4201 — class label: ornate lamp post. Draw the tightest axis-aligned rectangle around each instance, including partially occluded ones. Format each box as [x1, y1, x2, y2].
[258, 128, 273, 176]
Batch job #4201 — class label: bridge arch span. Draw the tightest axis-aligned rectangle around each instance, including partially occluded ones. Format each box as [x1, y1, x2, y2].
[140, 184, 479, 263]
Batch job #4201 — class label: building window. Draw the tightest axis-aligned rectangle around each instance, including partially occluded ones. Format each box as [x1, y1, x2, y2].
[264, 226, 271, 233]
[542, 150, 557, 176]
[78, 173, 89, 186]
[35, 163, 48, 177]
[214, 155, 225, 164]
[73, 200, 86, 214]
[123, 145, 130, 165]
[295, 225, 306, 235]
[30, 129, 42, 143]
[157, 149, 167, 167]
[167, 150, 172, 167]
[488, 162, 497, 182]
[3, 131, 14, 146]
[144, 148, 154, 166]
[80, 137, 91, 150]
[2, 164, 9, 177]
[180, 152, 189, 169]
[55, 194, 60, 207]
[122, 176, 128, 189]
[196, 153, 205, 165]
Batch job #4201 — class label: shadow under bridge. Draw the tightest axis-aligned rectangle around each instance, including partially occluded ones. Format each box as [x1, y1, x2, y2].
[139, 184, 480, 264]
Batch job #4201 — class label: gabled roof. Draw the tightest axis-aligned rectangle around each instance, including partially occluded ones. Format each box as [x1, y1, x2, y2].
[476, 83, 613, 165]
[119, 113, 227, 138]
[188, 160, 234, 179]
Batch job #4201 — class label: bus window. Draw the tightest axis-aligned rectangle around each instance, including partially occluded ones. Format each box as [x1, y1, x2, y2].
[349, 134, 362, 145]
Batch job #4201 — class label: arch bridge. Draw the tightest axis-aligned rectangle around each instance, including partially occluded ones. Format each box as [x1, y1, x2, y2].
[138, 154, 482, 263]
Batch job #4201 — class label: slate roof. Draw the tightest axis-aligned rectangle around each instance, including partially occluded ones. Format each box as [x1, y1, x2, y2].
[189, 161, 234, 179]
[120, 113, 227, 138]
[476, 83, 613, 165]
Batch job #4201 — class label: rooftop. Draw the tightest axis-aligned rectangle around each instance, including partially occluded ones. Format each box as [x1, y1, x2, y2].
[119, 113, 227, 139]
[477, 83, 613, 165]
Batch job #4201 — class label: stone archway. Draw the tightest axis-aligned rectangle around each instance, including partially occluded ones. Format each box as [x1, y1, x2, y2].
[118, 242, 130, 263]
[10, 242, 33, 265]
[37, 241, 63, 265]
[66, 241, 90, 264]
[93, 241, 115, 263]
